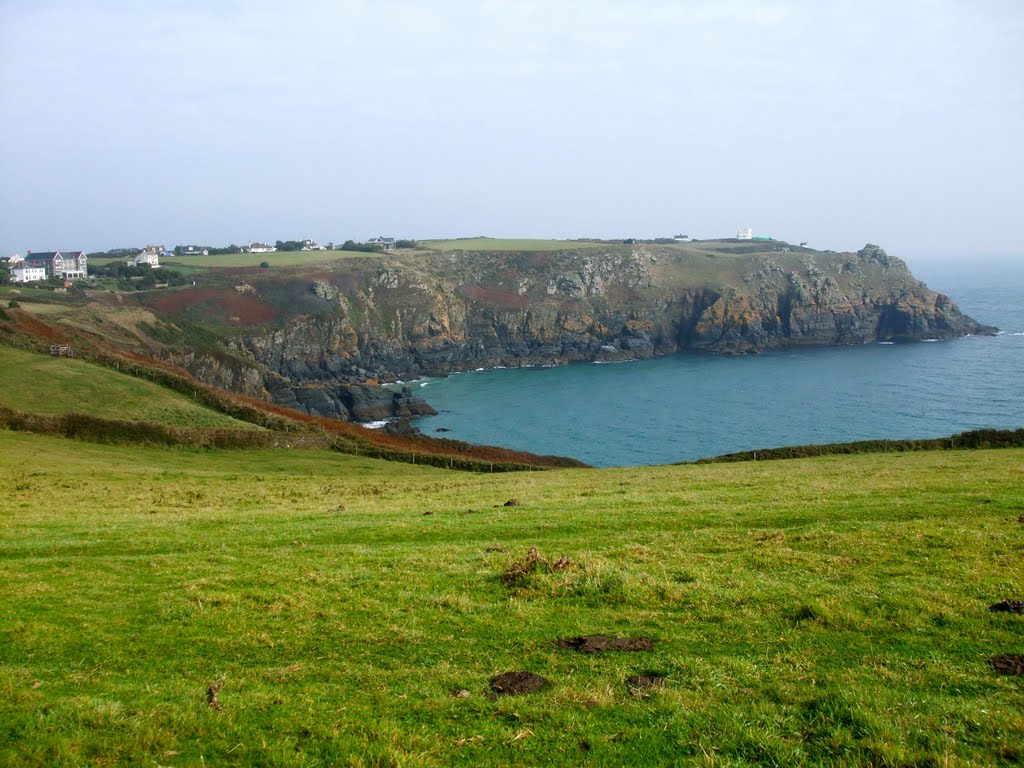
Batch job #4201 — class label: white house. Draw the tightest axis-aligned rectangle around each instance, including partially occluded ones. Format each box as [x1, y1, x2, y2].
[300, 239, 325, 251]
[11, 265, 47, 283]
[129, 245, 163, 267]
[179, 245, 209, 256]
[737, 226, 753, 240]
[367, 236, 396, 251]
[248, 242, 277, 253]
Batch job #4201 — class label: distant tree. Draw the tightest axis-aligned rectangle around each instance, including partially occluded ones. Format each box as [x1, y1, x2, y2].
[395, 239, 418, 249]
[275, 240, 303, 252]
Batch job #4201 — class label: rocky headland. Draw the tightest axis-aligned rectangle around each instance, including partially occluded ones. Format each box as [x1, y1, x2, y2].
[131, 241, 994, 421]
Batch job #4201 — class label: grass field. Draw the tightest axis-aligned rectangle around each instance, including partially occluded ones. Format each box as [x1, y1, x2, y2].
[421, 238, 606, 252]
[1, 431, 1021, 766]
[0, 346, 258, 430]
[158, 250, 375, 269]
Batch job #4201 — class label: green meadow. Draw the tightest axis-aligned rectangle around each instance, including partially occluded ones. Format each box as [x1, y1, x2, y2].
[161, 250, 371, 269]
[0, 346, 257, 431]
[1, 429, 1022, 766]
[421, 238, 606, 252]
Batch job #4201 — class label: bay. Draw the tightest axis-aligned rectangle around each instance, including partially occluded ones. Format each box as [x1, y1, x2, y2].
[410, 258, 1024, 467]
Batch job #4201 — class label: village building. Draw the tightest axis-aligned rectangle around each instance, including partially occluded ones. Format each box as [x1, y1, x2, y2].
[300, 239, 325, 251]
[129, 245, 163, 267]
[11, 264, 47, 283]
[179, 245, 209, 256]
[23, 250, 88, 279]
[367, 236, 396, 251]
[737, 226, 753, 240]
[247, 242, 277, 253]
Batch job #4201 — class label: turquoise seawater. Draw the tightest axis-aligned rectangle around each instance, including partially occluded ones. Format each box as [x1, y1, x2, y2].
[409, 259, 1024, 467]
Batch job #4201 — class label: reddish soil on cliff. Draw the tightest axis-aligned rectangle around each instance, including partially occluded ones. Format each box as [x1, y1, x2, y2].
[146, 288, 278, 325]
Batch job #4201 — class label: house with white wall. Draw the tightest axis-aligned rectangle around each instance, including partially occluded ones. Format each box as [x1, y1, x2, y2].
[130, 245, 163, 267]
[11, 264, 47, 283]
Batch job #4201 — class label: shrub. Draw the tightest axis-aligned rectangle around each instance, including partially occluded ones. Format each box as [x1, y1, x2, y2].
[260, 261, 270, 269]
[8, 300, 19, 308]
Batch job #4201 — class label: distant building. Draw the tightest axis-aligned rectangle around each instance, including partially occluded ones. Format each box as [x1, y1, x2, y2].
[247, 242, 277, 254]
[737, 226, 753, 240]
[130, 245, 163, 267]
[23, 250, 88, 279]
[11, 264, 47, 283]
[180, 245, 209, 256]
[674, 234, 690, 242]
[300, 239, 326, 251]
[367, 236, 396, 251]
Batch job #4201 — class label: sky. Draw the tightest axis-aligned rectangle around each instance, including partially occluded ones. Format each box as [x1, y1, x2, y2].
[1, 0, 1022, 260]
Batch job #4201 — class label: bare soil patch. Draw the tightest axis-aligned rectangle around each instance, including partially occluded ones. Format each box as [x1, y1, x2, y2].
[501, 546, 571, 585]
[626, 675, 666, 693]
[988, 655, 1024, 675]
[558, 635, 655, 653]
[489, 672, 550, 695]
[989, 599, 1023, 614]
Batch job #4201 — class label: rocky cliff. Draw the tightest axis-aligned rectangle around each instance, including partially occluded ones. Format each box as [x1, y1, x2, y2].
[149, 241, 993, 420]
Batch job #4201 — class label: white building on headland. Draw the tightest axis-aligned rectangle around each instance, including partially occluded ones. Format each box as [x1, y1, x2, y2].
[737, 226, 753, 240]
[247, 242, 277, 253]
[130, 245, 163, 267]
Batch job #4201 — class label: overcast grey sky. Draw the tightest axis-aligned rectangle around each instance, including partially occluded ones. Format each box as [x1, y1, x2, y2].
[1, 0, 1021, 259]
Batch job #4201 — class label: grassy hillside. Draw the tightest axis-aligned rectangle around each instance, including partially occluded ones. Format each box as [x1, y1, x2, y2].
[1, 431, 1021, 766]
[0, 346, 258, 430]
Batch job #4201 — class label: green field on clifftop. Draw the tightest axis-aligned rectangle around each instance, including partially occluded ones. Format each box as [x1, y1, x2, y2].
[0, 346, 257, 430]
[1, 431, 1022, 766]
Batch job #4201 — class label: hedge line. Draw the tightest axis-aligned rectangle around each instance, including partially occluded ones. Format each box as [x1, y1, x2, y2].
[0, 407, 548, 472]
[690, 428, 1024, 464]
[0, 407, 325, 450]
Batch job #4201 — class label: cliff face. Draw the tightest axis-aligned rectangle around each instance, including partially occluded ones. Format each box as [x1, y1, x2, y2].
[145, 241, 991, 419]
[237, 243, 990, 386]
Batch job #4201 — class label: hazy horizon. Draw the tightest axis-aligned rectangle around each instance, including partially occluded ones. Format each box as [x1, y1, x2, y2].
[2, 1, 1022, 262]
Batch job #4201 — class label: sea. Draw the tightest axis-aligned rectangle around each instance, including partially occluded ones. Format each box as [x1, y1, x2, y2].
[402, 258, 1024, 467]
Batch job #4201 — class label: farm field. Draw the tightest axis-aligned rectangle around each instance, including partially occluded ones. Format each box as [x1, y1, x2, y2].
[161, 250, 374, 269]
[0, 346, 258, 430]
[422, 238, 607, 251]
[1, 431, 1022, 766]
